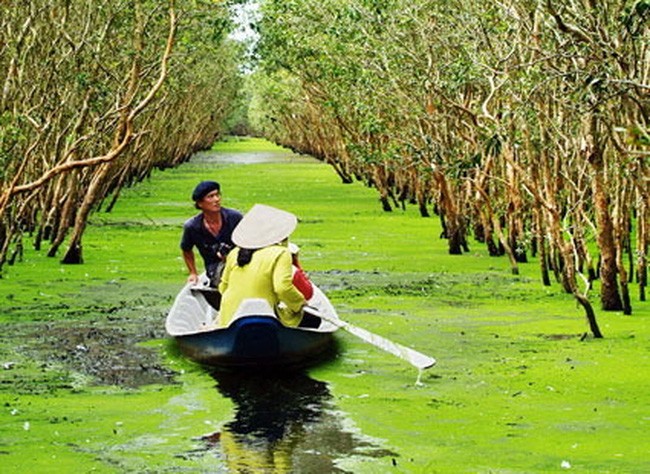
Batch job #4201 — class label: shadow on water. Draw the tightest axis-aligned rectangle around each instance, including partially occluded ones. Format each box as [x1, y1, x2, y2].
[184, 370, 397, 473]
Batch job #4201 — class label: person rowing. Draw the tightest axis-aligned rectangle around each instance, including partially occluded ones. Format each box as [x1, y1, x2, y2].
[180, 180, 243, 288]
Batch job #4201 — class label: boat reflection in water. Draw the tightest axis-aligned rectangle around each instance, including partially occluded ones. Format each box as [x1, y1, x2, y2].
[194, 371, 396, 472]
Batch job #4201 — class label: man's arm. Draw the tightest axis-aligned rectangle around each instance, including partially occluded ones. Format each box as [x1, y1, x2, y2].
[182, 249, 199, 284]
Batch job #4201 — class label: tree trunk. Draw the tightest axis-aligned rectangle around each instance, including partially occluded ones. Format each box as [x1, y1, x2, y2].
[638, 199, 648, 301]
[474, 184, 518, 273]
[557, 217, 604, 338]
[613, 186, 633, 315]
[61, 164, 110, 264]
[432, 166, 465, 255]
[48, 182, 81, 257]
[534, 208, 552, 286]
[574, 293, 603, 338]
[587, 125, 623, 310]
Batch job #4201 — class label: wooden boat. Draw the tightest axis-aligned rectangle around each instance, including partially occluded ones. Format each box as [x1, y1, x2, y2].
[165, 276, 339, 369]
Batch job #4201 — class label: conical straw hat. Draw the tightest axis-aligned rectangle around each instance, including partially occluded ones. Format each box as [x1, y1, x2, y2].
[232, 204, 297, 249]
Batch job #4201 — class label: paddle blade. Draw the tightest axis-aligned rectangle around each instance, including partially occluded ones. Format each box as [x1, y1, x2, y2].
[306, 306, 437, 370]
[340, 321, 436, 370]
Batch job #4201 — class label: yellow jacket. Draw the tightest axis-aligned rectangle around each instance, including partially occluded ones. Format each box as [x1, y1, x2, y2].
[218, 245, 306, 327]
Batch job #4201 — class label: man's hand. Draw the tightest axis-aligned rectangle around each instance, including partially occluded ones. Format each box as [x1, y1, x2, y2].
[187, 273, 199, 284]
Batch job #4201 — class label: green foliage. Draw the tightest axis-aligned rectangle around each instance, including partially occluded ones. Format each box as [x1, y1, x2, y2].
[246, 0, 648, 318]
[0, 0, 242, 270]
[0, 113, 27, 183]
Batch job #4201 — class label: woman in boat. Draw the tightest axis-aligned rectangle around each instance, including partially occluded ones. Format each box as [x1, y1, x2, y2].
[217, 204, 310, 328]
[180, 180, 243, 287]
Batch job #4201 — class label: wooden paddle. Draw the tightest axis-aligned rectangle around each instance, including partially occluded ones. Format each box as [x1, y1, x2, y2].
[305, 307, 436, 370]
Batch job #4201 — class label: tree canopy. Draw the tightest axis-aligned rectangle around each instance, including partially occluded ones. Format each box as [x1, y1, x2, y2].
[248, 0, 649, 334]
[1, 0, 648, 337]
[0, 0, 242, 266]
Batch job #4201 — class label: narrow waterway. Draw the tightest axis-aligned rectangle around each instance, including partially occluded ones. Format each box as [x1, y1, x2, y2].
[0, 141, 416, 473]
[168, 146, 400, 471]
[181, 371, 396, 472]
[5, 139, 638, 473]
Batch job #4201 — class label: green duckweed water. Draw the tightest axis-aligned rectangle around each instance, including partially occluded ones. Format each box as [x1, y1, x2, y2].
[1, 137, 649, 473]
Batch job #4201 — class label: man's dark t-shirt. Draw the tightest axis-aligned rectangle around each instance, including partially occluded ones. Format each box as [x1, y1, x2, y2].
[180, 207, 243, 280]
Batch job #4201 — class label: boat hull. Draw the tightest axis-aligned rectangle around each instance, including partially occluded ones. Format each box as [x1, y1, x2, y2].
[174, 315, 335, 369]
[166, 276, 339, 369]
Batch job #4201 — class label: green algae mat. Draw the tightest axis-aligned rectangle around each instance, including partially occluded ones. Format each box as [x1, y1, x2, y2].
[1, 137, 649, 473]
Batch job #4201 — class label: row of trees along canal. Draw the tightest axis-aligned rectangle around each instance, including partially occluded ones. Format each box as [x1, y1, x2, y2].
[247, 0, 649, 337]
[0, 1, 242, 269]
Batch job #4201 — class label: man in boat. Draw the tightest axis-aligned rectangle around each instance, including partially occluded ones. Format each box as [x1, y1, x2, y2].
[217, 204, 318, 328]
[180, 180, 243, 288]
